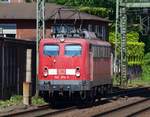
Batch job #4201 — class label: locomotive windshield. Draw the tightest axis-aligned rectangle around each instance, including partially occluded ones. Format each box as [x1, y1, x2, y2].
[43, 45, 59, 56]
[65, 44, 82, 56]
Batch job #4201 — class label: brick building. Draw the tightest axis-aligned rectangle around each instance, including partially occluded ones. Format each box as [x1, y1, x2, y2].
[0, 0, 25, 3]
[0, 3, 110, 41]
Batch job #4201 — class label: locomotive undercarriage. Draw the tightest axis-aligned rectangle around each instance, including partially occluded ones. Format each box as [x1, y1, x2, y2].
[39, 80, 112, 104]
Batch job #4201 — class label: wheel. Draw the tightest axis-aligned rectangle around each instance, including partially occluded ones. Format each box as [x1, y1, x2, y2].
[80, 91, 95, 106]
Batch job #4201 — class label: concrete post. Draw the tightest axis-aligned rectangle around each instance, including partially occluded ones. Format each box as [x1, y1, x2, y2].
[26, 49, 32, 83]
[23, 82, 31, 105]
[23, 49, 32, 105]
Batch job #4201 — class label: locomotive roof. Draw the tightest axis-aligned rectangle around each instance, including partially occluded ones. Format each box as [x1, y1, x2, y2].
[40, 38, 111, 46]
[88, 39, 111, 46]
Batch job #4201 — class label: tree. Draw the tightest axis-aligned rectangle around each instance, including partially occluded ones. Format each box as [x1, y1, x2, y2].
[109, 32, 145, 66]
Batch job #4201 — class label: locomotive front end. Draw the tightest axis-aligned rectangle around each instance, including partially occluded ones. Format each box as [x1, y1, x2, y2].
[38, 39, 91, 99]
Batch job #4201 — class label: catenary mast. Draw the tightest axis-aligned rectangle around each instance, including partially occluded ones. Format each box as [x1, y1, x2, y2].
[36, 0, 45, 95]
[115, 0, 150, 86]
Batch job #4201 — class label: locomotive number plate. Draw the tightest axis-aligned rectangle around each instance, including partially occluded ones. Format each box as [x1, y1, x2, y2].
[58, 69, 66, 75]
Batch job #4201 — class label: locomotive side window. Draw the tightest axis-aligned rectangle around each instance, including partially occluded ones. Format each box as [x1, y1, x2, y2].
[65, 44, 82, 56]
[92, 45, 111, 58]
[43, 45, 59, 56]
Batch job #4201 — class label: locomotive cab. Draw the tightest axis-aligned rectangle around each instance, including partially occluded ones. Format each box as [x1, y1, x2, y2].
[39, 38, 91, 98]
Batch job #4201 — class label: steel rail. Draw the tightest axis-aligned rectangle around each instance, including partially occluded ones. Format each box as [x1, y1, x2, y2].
[0, 105, 76, 117]
[127, 106, 150, 117]
[108, 87, 150, 98]
[93, 98, 150, 117]
[1, 87, 149, 117]
[36, 106, 76, 117]
[0, 104, 49, 117]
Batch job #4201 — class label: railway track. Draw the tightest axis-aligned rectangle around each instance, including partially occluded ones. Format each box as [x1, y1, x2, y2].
[127, 106, 150, 117]
[0, 87, 149, 117]
[111, 87, 149, 97]
[0, 105, 77, 117]
[93, 98, 150, 117]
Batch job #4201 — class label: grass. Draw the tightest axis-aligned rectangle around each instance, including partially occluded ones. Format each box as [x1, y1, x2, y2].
[127, 78, 150, 88]
[0, 95, 47, 109]
[31, 96, 47, 105]
[0, 95, 22, 109]
[113, 75, 150, 88]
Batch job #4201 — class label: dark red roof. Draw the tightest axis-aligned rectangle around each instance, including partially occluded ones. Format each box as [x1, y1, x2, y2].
[0, 3, 110, 22]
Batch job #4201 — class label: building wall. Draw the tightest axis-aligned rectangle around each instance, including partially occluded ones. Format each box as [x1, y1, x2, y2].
[0, 19, 109, 41]
[17, 20, 36, 40]
[47, 20, 109, 41]
[0, 0, 25, 3]
[10, 0, 25, 3]
[0, 20, 36, 40]
[16, 20, 52, 40]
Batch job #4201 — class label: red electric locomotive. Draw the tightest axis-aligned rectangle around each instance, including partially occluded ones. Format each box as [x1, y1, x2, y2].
[38, 32, 112, 103]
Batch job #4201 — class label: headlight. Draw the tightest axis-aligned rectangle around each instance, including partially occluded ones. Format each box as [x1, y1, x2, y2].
[76, 72, 80, 77]
[43, 67, 48, 77]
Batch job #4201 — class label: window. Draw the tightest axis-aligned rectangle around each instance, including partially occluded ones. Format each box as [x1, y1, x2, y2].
[43, 45, 59, 56]
[95, 25, 99, 36]
[0, 28, 3, 36]
[65, 45, 82, 56]
[52, 24, 74, 34]
[92, 45, 110, 58]
[5, 34, 16, 38]
[102, 26, 106, 40]
[92, 45, 100, 57]
[0, 24, 16, 38]
[51, 24, 81, 38]
[94, 25, 107, 40]
[88, 24, 92, 32]
[0, 0, 10, 3]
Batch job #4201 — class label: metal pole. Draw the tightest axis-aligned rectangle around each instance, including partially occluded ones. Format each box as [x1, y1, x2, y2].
[42, 0, 45, 39]
[36, 0, 39, 96]
[114, 0, 119, 78]
[118, 0, 150, 87]
[1, 42, 5, 98]
[36, 0, 45, 96]
[120, 6, 127, 87]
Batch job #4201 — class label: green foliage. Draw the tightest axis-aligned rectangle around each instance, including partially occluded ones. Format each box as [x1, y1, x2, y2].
[127, 32, 139, 42]
[127, 42, 144, 66]
[46, 0, 56, 3]
[25, 0, 32, 2]
[0, 95, 47, 109]
[109, 32, 118, 43]
[127, 42, 144, 56]
[55, 0, 115, 8]
[55, 0, 93, 6]
[141, 36, 150, 53]
[109, 32, 145, 66]
[79, 7, 110, 18]
[55, 0, 67, 5]
[109, 31, 140, 43]
[0, 95, 22, 108]
[31, 96, 47, 105]
[9, 95, 23, 103]
[142, 53, 150, 81]
[55, 0, 115, 19]
[127, 79, 150, 87]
